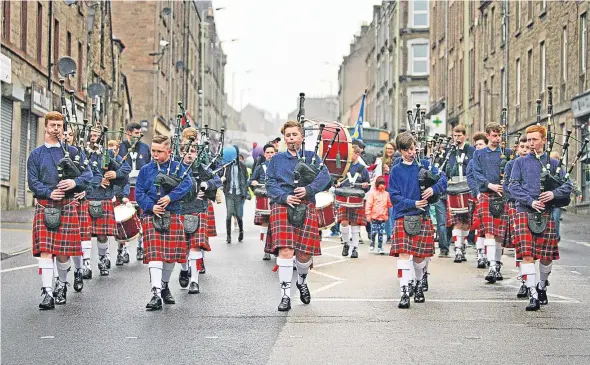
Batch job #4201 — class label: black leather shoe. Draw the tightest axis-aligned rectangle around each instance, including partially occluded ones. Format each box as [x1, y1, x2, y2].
[350, 248, 359, 259]
[398, 287, 410, 309]
[54, 282, 68, 305]
[495, 265, 503, 281]
[461, 246, 467, 261]
[116, 251, 124, 266]
[485, 267, 497, 283]
[422, 274, 429, 292]
[408, 280, 415, 297]
[296, 280, 311, 304]
[136, 247, 145, 261]
[161, 287, 175, 304]
[414, 281, 425, 303]
[39, 288, 55, 310]
[477, 258, 487, 269]
[146, 289, 162, 311]
[342, 243, 350, 257]
[263, 252, 271, 260]
[537, 283, 548, 305]
[517, 283, 528, 298]
[73, 270, 84, 292]
[104, 255, 111, 269]
[123, 250, 130, 263]
[526, 296, 540, 311]
[238, 231, 244, 242]
[178, 270, 190, 288]
[454, 250, 463, 263]
[278, 296, 291, 312]
[52, 279, 61, 297]
[188, 282, 200, 294]
[98, 257, 109, 276]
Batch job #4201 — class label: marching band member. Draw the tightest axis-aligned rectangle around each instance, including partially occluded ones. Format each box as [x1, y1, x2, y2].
[28, 111, 93, 309]
[470, 123, 511, 283]
[265, 120, 330, 312]
[509, 125, 572, 311]
[118, 122, 151, 261]
[467, 132, 488, 268]
[135, 135, 193, 310]
[337, 145, 370, 259]
[388, 132, 446, 309]
[109, 139, 132, 266]
[249, 143, 277, 260]
[445, 125, 475, 262]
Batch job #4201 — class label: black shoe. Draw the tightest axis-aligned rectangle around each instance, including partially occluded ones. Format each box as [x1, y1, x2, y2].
[398, 287, 410, 309]
[408, 280, 415, 297]
[461, 246, 467, 261]
[296, 280, 311, 304]
[485, 267, 497, 283]
[238, 231, 244, 242]
[123, 250, 130, 264]
[517, 283, 528, 298]
[146, 288, 162, 311]
[136, 247, 145, 261]
[278, 296, 291, 312]
[439, 248, 449, 257]
[226, 235, 231, 244]
[54, 282, 68, 305]
[98, 257, 109, 276]
[422, 274, 429, 292]
[477, 258, 487, 269]
[350, 248, 359, 259]
[263, 252, 271, 260]
[161, 286, 175, 304]
[82, 265, 92, 279]
[52, 278, 61, 297]
[525, 296, 540, 311]
[537, 283, 548, 305]
[199, 262, 206, 274]
[104, 255, 111, 269]
[178, 270, 190, 288]
[73, 270, 84, 292]
[342, 243, 350, 257]
[188, 282, 200, 294]
[116, 252, 124, 266]
[39, 288, 55, 310]
[495, 264, 503, 281]
[453, 250, 464, 263]
[414, 281, 425, 303]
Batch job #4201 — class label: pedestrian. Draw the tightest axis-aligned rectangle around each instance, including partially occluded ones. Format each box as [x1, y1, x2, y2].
[222, 145, 249, 243]
[365, 176, 392, 254]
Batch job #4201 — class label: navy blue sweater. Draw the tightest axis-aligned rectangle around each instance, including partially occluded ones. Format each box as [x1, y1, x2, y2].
[118, 140, 151, 171]
[470, 146, 512, 193]
[87, 150, 131, 200]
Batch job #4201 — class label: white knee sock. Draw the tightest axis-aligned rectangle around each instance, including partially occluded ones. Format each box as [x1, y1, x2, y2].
[521, 262, 537, 299]
[189, 251, 202, 283]
[452, 229, 462, 250]
[424, 259, 430, 277]
[82, 240, 92, 261]
[56, 259, 71, 283]
[72, 256, 83, 270]
[260, 226, 268, 242]
[462, 230, 470, 243]
[484, 238, 496, 267]
[277, 257, 293, 298]
[397, 259, 411, 295]
[516, 259, 523, 280]
[39, 258, 54, 293]
[538, 262, 552, 289]
[413, 260, 426, 282]
[341, 225, 351, 244]
[162, 262, 175, 284]
[476, 237, 485, 258]
[494, 242, 502, 263]
[107, 236, 115, 254]
[97, 240, 109, 257]
[351, 226, 360, 249]
[53, 257, 59, 279]
[180, 260, 189, 271]
[408, 256, 415, 282]
[137, 235, 143, 248]
[295, 258, 312, 285]
[148, 261, 163, 292]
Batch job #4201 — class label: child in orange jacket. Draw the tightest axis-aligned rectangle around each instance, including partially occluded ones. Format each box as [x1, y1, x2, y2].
[365, 176, 393, 254]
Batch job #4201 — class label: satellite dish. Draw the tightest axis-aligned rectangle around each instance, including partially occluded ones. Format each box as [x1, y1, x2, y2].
[58, 56, 77, 77]
[161, 7, 171, 15]
[175, 61, 185, 69]
[63, 0, 77, 5]
[87, 83, 106, 98]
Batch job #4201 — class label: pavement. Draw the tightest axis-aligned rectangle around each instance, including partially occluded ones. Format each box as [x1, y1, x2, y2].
[1, 201, 590, 364]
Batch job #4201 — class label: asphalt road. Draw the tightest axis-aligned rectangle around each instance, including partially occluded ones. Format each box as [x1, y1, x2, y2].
[1, 201, 590, 365]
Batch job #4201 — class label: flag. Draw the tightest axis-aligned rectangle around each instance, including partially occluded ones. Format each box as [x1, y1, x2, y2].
[352, 89, 367, 139]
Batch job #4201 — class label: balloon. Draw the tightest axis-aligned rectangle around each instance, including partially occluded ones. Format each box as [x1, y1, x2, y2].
[252, 145, 264, 159]
[222, 145, 237, 163]
[245, 156, 254, 169]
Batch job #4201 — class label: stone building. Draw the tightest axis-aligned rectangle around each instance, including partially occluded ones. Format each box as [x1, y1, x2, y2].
[287, 96, 338, 122]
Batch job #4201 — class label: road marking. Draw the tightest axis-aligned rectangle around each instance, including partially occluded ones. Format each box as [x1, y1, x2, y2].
[311, 281, 344, 295]
[1, 247, 32, 257]
[571, 271, 582, 275]
[322, 252, 347, 259]
[313, 259, 349, 268]
[0, 263, 37, 273]
[309, 270, 344, 281]
[322, 245, 343, 250]
[561, 240, 590, 248]
[40, 336, 54, 339]
[125, 336, 138, 339]
[312, 298, 579, 304]
[205, 336, 219, 339]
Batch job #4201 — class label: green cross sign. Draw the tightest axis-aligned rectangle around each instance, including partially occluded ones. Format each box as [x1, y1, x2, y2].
[432, 116, 442, 126]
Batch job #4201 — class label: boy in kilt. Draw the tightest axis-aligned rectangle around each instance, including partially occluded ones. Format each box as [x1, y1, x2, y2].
[265, 120, 331, 312]
[336, 145, 370, 259]
[467, 132, 489, 268]
[28, 111, 93, 309]
[86, 128, 131, 277]
[118, 122, 151, 261]
[502, 135, 530, 298]
[508, 125, 572, 311]
[388, 132, 447, 309]
[109, 140, 133, 267]
[444, 125, 475, 263]
[135, 135, 193, 311]
[176, 128, 221, 294]
[249, 143, 277, 261]
[470, 123, 512, 283]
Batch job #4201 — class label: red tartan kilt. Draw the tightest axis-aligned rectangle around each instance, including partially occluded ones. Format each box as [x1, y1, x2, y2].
[254, 212, 270, 226]
[477, 193, 508, 238]
[77, 199, 92, 242]
[513, 211, 559, 260]
[336, 205, 366, 226]
[390, 216, 435, 258]
[88, 200, 118, 237]
[206, 201, 217, 237]
[264, 202, 321, 256]
[445, 203, 453, 227]
[142, 214, 188, 263]
[502, 202, 518, 248]
[185, 212, 211, 252]
[32, 199, 82, 257]
[449, 211, 472, 227]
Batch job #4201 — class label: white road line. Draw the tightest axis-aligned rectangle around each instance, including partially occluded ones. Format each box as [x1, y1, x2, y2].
[499, 283, 577, 301]
[205, 336, 219, 339]
[322, 245, 342, 250]
[0, 263, 37, 273]
[313, 259, 349, 268]
[575, 241, 590, 247]
[125, 337, 138, 339]
[309, 269, 345, 281]
[571, 271, 582, 275]
[311, 281, 344, 295]
[40, 336, 54, 339]
[322, 252, 347, 259]
[311, 298, 579, 304]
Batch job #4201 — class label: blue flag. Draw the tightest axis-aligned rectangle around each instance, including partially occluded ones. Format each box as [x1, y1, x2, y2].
[352, 90, 366, 139]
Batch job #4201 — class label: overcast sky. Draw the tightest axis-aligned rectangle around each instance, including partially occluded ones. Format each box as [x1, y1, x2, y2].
[212, 0, 378, 118]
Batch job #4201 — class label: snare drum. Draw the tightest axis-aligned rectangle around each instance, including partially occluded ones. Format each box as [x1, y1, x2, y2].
[128, 185, 136, 203]
[114, 204, 141, 241]
[315, 191, 336, 230]
[334, 187, 365, 208]
[447, 180, 471, 215]
[254, 186, 270, 215]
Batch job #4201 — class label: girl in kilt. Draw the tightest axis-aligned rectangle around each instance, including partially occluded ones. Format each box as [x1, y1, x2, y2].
[336, 145, 370, 259]
[28, 111, 93, 309]
[388, 132, 447, 309]
[136, 135, 193, 311]
[249, 143, 277, 261]
[508, 125, 572, 311]
[265, 120, 331, 312]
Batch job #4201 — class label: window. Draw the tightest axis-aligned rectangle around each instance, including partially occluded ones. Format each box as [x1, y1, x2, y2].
[53, 19, 59, 78]
[409, 89, 429, 112]
[527, 49, 533, 114]
[540, 0, 547, 15]
[66, 31, 72, 56]
[410, 0, 429, 28]
[483, 80, 487, 121]
[540, 41, 546, 93]
[501, 4, 507, 45]
[490, 75, 495, 121]
[77, 41, 83, 90]
[484, 12, 488, 57]
[459, 57, 463, 108]
[515, 1, 521, 30]
[100, 2, 105, 68]
[490, 7, 495, 52]
[2, 1, 9, 40]
[527, 0, 533, 21]
[409, 40, 429, 75]
[581, 13, 588, 75]
[36, 2, 42, 64]
[561, 27, 568, 83]
[21, 1, 28, 52]
[470, 48, 475, 99]
[516, 58, 521, 105]
[501, 68, 506, 110]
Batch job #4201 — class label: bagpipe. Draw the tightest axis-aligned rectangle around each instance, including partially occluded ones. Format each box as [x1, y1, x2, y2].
[56, 79, 83, 181]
